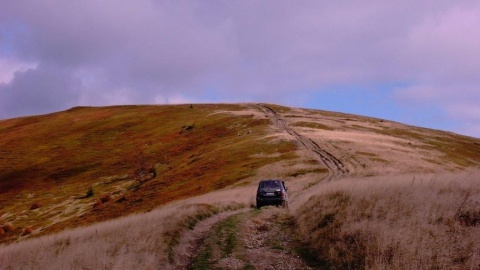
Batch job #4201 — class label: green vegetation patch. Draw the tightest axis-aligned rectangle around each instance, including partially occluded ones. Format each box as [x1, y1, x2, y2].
[189, 214, 242, 270]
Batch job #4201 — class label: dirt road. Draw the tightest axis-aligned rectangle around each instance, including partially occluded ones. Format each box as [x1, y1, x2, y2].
[176, 207, 312, 270]
[256, 104, 348, 179]
[170, 104, 348, 269]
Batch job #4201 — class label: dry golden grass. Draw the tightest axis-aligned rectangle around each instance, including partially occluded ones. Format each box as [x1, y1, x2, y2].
[295, 169, 480, 269]
[0, 197, 245, 269]
[1, 102, 479, 268]
[282, 106, 480, 176]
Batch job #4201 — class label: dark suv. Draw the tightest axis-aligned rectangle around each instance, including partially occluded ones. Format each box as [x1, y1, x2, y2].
[256, 179, 288, 208]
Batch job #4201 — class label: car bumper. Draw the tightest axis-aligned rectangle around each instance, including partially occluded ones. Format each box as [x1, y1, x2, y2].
[256, 196, 286, 205]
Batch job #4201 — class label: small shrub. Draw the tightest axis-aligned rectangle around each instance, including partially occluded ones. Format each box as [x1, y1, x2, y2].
[93, 200, 103, 208]
[257, 223, 269, 232]
[100, 194, 112, 203]
[116, 196, 127, 203]
[85, 186, 94, 198]
[2, 223, 14, 232]
[22, 226, 33, 236]
[179, 124, 195, 134]
[30, 202, 41, 210]
[132, 152, 156, 182]
[0, 227, 4, 234]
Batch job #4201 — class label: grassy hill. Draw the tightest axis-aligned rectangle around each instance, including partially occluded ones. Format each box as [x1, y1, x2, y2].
[0, 104, 297, 243]
[1, 103, 479, 247]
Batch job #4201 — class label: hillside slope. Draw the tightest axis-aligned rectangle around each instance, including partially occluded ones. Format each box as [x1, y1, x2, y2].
[1, 103, 479, 246]
[0, 104, 297, 244]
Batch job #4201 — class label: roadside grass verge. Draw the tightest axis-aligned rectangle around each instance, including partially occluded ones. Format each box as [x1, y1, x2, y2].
[295, 169, 480, 269]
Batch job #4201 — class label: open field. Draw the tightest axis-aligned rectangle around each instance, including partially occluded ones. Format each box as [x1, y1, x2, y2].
[1, 103, 479, 269]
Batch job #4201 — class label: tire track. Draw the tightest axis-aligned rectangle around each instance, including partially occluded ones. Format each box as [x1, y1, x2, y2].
[185, 208, 312, 270]
[257, 104, 348, 179]
[170, 209, 248, 270]
[171, 104, 350, 269]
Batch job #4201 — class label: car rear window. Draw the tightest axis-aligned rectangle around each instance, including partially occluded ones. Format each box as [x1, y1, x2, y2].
[260, 180, 280, 188]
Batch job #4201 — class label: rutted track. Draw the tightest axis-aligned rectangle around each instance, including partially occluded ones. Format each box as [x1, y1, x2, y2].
[183, 208, 313, 270]
[171, 209, 248, 270]
[257, 104, 348, 179]
[171, 104, 351, 269]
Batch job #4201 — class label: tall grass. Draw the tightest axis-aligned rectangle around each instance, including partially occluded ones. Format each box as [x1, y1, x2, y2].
[0, 197, 245, 270]
[295, 169, 480, 269]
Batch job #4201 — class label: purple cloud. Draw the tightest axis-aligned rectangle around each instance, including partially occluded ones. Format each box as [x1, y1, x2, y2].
[0, 1, 479, 137]
[0, 64, 80, 118]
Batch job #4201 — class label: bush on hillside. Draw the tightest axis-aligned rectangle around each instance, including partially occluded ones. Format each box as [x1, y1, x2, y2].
[132, 151, 156, 182]
[22, 226, 33, 236]
[30, 202, 41, 210]
[85, 186, 94, 198]
[2, 223, 14, 233]
[100, 194, 112, 203]
[93, 200, 103, 208]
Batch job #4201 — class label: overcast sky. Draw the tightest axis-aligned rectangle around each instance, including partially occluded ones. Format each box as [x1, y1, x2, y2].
[1, 1, 479, 137]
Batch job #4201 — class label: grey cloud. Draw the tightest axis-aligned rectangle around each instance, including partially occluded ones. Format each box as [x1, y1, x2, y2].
[0, 1, 479, 136]
[0, 65, 81, 118]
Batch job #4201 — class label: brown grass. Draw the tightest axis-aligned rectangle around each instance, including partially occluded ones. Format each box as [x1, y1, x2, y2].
[295, 170, 480, 269]
[0, 104, 297, 244]
[0, 198, 245, 269]
[1, 102, 479, 249]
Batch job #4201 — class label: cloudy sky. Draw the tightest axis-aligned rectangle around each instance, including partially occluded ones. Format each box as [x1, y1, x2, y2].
[1, 1, 479, 137]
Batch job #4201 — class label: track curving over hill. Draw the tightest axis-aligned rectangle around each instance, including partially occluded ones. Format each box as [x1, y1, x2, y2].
[256, 104, 349, 179]
[171, 105, 354, 269]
